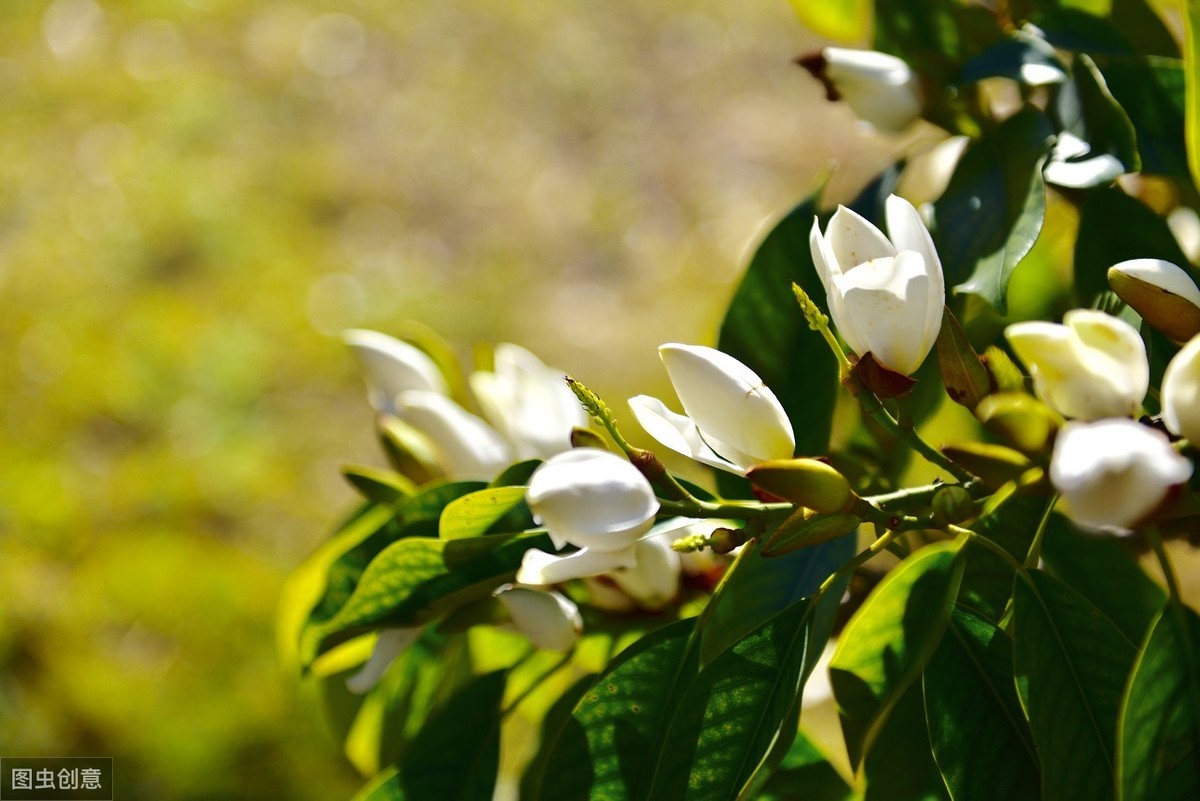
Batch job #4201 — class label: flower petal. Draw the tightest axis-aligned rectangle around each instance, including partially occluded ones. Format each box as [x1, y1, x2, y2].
[1163, 334, 1200, 443]
[515, 545, 639, 585]
[494, 585, 582, 651]
[835, 251, 935, 375]
[627, 395, 740, 473]
[607, 535, 681, 609]
[395, 390, 513, 478]
[343, 329, 448, 412]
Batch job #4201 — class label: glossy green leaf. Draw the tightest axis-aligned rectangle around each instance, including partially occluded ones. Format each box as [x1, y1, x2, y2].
[520, 672, 598, 801]
[304, 530, 552, 661]
[1040, 516, 1165, 644]
[391, 479, 489, 538]
[1118, 603, 1200, 801]
[874, 0, 1002, 91]
[957, 30, 1067, 87]
[699, 533, 853, 667]
[1102, 57, 1188, 178]
[1013, 570, 1137, 801]
[342, 465, 417, 505]
[863, 680, 949, 801]
[957, 495, 1044, 623]
[1073, 185, 1188, 308]
[932, 107, 1053, 312]
[757, 730, 854, 801]
[924, 606, 1041, 801]
[354, 670, 508, 801]
[831, 539, 967, 766]
[438, 486, 531, 540]
[490, 458, 542, 488]
[786, 0, 868, 43]
[1054, 53, 1139, 173]
[717, 193, 835, 459]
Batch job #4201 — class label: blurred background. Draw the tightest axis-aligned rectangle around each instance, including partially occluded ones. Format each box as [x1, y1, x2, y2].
[0, 0, 917, 797]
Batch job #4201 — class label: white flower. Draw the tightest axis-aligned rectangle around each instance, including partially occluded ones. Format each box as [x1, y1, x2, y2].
[1050, 419, 1192, 533]
[392, 390, 512, 478]
[606, 535, 681, 610]
[815, 48, 922, 133]
[1163, 335, 1200, 444]
[469, 343, 588, 460]
[493, 585, 582, 652]
[516, 448, 659, 585]
[809, 195, 945, 376]
[343, 329, 448, 412]
[1168, 207, 1200, 263]
[1005, 310, 1148, 420]
[628, 344, 794, 475]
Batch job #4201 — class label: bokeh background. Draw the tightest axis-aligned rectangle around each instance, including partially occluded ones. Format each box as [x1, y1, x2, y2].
[0, 1, 921, 797]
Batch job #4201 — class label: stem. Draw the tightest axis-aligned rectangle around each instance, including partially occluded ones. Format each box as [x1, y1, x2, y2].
[865, 478, 985, 510]
[656, 497, 790, 523]
[856, 388, 977, 484]
[947, 524, 1025, 572]
[816, 526, 903, 597]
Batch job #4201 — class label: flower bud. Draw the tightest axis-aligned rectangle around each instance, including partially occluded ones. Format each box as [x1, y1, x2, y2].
[1162, 335, 1200, 444]
[1050, 419, 1192, 533]
[493, 585, 582, 652]
[629, 344, 794, 475]
[810, 195, 945, 376]
[708, 527, 749, 555]
[931, 485, 975, 524]
[799, 48, 923, 133]
[1107, 259, 1200, 343]
[1005, 310, 1148, 420]
[974, 393, 1062, 456]
[343, 329, 448, 413]
[746, 458, 855, 513]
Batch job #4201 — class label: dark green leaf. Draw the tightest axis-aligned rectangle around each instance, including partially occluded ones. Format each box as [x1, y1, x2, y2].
[355, 670, 508, 801]
[391, 479, 489, 538]
[831, 539, 967, 766]
[958, 494, 1044, 623]
[1053, 54, 1139, 173]
[1118, 604, 1200, 801]
[757, 730, 854, 801]
[1032, 5, 1178, 59]
[301, 504, 405, 631]
[1102, 57, 1188, 178]
[490, 458, 542, 488]
[343, 465, 417, 505]
[924, 606, 1041, 801]
[1073, 185, 1188, 307]
[863, 680, 949, 801]
[1040, 516, 1165, 644]
[1013, 570, 1137, 801]
[520, 672, 598, 801]
[957, 30, 1067, 87]
[438, 486, 531, 540]
[717, 194, 835, 459]
[932, 107, 1053, 312]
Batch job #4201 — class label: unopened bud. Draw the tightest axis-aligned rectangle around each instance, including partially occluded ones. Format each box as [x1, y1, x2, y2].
[708, 527, 748, 555]
[1108, 259, 1200, 343]
[931, 485, 975, 524]
[746, 458, 855, 513]
[976, 392, 1063, 456]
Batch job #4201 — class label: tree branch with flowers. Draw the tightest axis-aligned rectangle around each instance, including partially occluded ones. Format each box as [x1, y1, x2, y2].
[282, 1, 1200, 798]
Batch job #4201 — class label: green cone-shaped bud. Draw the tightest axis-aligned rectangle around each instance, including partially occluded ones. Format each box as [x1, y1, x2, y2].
[746, 458, 855, 513]
[763, 510, 860, 557]
[569, 426, 609, 451]
[1108, 259, 1200, 343]
[932, 485, 975, 524]
[708, 527, 748, 555]
[975, 393, 1063, 456]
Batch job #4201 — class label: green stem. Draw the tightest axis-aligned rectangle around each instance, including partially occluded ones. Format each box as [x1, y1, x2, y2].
[856, 388, 977, 484]
[947, 524, 1025, 572]
[656, 497, 790, 523]
[816, 525, 902, 597]
[793, 283, 852, 381]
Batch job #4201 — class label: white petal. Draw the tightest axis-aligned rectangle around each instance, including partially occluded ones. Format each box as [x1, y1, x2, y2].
[825, 205, 897, 273]
[897, 136, 969, 207]
[1044, 153, 1124, 189]
[395, 390, 513, 478]
[835, 251, 935, 375]
[1110, 259, 1200, 310]
[823, 48, 922, 133]
[515, 545, 639, 585]
[526, 448, 659, 552]
[809, 217, 836, 293]
[627, 395, 741, 473]
[343, 329, 447, 412]
[886, 194, 945, 359]
[1168, 208, 1200, 263]
[1163, 335, 1200, 443]
[607, 535, 681, 609]
[345, 627, 421, 694]
[494, 585, 582, 651]
[659, 344, 795, 468]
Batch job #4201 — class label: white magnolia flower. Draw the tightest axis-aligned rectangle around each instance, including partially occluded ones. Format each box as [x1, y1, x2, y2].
[1168, 207, 1200, 263]
[815, 48, 922, 133]
[628, 344, 794, 475]
[470, 343, 588, 460]
[343, 329, 448, 412]
[1005, 310, 1148, 420]
[809, 195, 945, 376]
[1050, 419, 1192, 533]
[1163, 335, 1200, 443]
[493, 585, 582, 652]
[346, 627, 421, 694]
[393, 390, 512, 478]
[606, 534, 682, 610]
[516, 448, 659, 585]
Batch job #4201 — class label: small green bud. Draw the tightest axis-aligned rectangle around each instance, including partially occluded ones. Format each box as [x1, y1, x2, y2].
[746, 458, 855, 513]
[981, 345, 1024, 394]
[763, 510, 860, 557]
[975, 392, 1063, 456]
[1108, 259, 1200, 343]
[708, 527, 748, 555]
[931, 485, 975, 524]
[671, 533, 710, 553]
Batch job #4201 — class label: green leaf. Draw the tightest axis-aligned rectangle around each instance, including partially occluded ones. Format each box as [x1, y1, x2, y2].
[863, 680, 949, 801]
[757, 730, 854, 801]
[391, 479, 489, 538]
[1118, 603, 1200, 801]
[1102, 57, 1188, 178]
[786, 0, 868, 43]
[1073, 185, 1188, 308]
[520, 672, 598, 801]
[438, 486, 531, 540]
[1012, 570, 1138, 801]
[698, 533, 853, 667]
[717, 193, 835, 459]
[957, 30, 1067, 87]
[830, 539, 968, 767]
[1040, 516, 1165, 644]
[932, 107, 1053, 312]
[1186, 1, 1200, 190]
[354, 669, 508, 801]
[304, 530, 552, 661]
[342, 465, 417, 505]
[957, 495, 1044, 623]
[1054, 53, 1139, 173]
[490, 458, 542, 488]
[924, 606, 1041, 801]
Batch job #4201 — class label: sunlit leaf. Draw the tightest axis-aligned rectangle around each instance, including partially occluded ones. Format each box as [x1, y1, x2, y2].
[342, 465, 417, 505]
[786, 0, 869, 43]
[1012, 570, 1137, 801]
[438, 486, 531, 540]
[924, 606, 1041, 801]
[831, 539, 967, 767]
[1186, 1, 1200, 191]
[1118, 604, 1200, 801]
